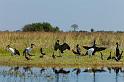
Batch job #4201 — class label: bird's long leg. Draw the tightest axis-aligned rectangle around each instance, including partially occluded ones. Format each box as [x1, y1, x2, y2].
[28, 52, 32, 57]
[24, 52, 27, 59]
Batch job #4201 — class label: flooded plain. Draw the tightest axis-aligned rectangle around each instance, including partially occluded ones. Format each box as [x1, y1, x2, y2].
[0, 66, 123, 82]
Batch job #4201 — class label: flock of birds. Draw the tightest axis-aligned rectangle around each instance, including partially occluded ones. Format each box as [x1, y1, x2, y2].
[6, 40, 123, 61]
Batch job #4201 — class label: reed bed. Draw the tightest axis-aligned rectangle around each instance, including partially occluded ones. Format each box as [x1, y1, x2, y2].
[0, 32, 124, 67]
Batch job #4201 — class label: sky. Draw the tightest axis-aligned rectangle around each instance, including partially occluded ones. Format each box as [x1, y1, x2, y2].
[0, 0, 124, 31]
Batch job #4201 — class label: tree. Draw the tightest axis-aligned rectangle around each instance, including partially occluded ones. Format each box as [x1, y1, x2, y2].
[91, 28, 94, 32]
[22, 22, 60, 32]
[71, 24, 79, 32]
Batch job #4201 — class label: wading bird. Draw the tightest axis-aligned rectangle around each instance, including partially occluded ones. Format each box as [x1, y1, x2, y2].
[83, 40, 106, 56]
[6, 45, 20, 56]
[23, 44, 35, 60]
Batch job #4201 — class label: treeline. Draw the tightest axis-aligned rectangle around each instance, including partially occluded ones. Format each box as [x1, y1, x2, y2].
[22, 22, 60, 32]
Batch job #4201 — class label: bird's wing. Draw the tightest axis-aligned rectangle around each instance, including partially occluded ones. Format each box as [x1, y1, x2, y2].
[95, 47, 106, 51]
[83, 46, 92, 50]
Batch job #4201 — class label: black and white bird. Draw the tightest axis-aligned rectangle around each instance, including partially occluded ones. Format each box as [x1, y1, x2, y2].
[23, 44, 35, 60]
[6, 45, 20, 56]
[23, 44, 35, 56]
[85, 48, 95, 57]
[83, 40, 106, 56]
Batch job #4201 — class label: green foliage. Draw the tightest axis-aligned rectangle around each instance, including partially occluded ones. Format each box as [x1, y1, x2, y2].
[22, 22, 60, 32]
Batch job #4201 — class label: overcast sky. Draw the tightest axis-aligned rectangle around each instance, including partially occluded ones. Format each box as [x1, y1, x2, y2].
[0, 0, 124, 31]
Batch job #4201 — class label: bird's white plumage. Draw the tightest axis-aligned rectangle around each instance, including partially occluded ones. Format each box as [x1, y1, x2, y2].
[87, 48, 94, 56]
[25, 47, 32, 53]
[8, 48, 15, 55]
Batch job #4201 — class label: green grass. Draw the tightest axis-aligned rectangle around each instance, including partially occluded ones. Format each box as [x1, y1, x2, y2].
[0, 32, 124, 68]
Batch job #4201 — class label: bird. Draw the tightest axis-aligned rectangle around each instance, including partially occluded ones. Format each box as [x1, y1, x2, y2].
[52, 52, 56, 59]
[100, 52, 103, 60]
[54, 40, 70, 57]
[83, 40, 106, 56]
[114, 42, 123, 61]
[40, 48, 45, 58]
[115, 42, 120, 58]
[72, 44, 81, 56]
[85, 48, 94, 57]
[107, 52, 112, 60]
[23, 44, 35, 56]
[6, 45, 20, 56]
[115, 51, 123, 61]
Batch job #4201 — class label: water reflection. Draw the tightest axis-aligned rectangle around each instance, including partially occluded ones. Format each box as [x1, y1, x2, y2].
[0, 66, 124, 82]
[83, 67, 106, 82]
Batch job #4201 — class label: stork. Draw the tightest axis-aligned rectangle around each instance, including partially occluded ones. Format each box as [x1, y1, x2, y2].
[23, 44, 35, 60]
[6, 45, 20, 56]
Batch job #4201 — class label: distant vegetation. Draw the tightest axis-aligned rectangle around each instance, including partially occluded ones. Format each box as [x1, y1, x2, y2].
[22, 22, 60, 32]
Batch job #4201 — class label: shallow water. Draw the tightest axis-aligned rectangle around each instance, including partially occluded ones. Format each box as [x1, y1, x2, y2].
[0, 66, 123, 82]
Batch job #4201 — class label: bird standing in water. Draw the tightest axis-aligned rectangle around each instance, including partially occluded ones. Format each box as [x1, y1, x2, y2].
[6, 45, 20, 56]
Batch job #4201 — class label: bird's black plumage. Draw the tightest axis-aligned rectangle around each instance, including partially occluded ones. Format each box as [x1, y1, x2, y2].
[100, 52, 103, 60]
[54, 40, 70, 54]
[52, 53, 56, 59]
[40, 48, 45, 58]
[72, 44, 81, 56]
[14, 48, 20, 56]
[83, 40, 107, 55]
[114, 42, 123, 61]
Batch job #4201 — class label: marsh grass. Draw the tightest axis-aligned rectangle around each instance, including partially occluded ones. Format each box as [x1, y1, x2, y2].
[0, 32, 124, 67]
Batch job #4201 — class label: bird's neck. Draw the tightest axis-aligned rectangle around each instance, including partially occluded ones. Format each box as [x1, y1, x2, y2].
[116, 44, 119, 48]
